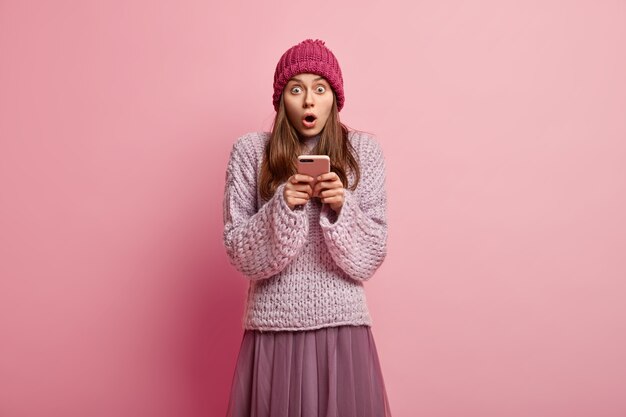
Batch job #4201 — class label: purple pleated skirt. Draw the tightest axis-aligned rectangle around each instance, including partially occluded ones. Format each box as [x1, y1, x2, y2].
[225, 325, 392, 417]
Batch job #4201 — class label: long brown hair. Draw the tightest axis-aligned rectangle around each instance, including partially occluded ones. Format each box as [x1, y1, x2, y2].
[259, 92, 361, 201]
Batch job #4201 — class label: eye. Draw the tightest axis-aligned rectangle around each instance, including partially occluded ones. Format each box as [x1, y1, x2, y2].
[316, 85, 326, 93]
[291, 86, 302, 94]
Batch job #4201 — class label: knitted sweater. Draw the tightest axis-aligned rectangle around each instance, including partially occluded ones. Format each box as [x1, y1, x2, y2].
[222, 130, 388, 331]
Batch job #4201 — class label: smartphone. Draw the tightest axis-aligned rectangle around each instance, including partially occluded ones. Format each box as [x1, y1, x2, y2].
[297, 155, 330, 197]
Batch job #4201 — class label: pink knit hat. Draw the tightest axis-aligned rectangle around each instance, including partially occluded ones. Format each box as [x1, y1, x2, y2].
[272, 39, 345, 112]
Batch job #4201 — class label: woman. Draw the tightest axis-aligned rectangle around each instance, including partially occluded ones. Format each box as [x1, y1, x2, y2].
[222, 38, 392, 417]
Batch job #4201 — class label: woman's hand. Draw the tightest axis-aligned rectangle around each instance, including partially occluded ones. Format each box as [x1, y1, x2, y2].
[284, 174, 314, 210]
[313, 172, 345, 214]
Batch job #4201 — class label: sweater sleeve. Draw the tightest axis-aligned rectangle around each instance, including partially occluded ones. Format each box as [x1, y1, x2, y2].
[319, 136, 388, 282]
[222, 136, 309, 281]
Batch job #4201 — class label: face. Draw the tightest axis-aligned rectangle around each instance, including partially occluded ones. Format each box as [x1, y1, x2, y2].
[282, 73, 334, 138]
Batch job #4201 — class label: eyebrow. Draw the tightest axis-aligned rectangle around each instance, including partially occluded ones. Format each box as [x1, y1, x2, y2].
[288, 76, 327, 83]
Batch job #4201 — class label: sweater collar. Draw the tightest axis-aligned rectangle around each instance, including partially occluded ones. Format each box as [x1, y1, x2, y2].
[298, 132, 322, 148]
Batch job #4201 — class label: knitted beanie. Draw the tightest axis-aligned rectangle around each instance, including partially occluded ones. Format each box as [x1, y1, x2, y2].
[272, 39, 345, 112]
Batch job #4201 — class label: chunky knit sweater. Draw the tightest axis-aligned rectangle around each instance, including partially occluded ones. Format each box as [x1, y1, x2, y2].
[222, 130, 387, 331]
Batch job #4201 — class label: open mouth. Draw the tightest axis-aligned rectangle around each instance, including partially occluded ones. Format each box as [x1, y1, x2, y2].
[302, 114, 317, 128]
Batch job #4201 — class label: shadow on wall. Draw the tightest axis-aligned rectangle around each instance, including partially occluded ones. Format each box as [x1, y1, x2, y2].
[161, 201, 247, 415]
[199, 237, 247, 414]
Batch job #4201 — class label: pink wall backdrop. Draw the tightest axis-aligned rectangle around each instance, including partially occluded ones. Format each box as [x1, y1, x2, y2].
[1, 0, 625, 416]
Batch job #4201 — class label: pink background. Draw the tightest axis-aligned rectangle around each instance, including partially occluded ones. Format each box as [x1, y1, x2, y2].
[1, 1, 625, 416]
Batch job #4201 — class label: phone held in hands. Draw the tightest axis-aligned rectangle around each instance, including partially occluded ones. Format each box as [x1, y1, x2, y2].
[297, 155, 330, 197]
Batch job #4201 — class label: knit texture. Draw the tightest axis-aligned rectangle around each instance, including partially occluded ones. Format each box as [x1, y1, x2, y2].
[272, 39, 345, 112]
[222, 130, 387, 331]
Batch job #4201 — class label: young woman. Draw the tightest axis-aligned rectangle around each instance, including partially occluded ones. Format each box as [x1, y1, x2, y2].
[222, 38, 392, 417]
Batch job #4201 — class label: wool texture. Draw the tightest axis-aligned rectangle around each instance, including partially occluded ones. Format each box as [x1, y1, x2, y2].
[272, 38, 345, 112]
[222, 130, 387, 331]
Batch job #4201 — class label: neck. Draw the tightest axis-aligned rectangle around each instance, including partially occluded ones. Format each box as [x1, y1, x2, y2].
[297, 132, 322, 142]
[298, 132, 321, 153]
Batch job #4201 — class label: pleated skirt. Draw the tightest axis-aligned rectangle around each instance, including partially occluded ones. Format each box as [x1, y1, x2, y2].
[225, 325, 392, 417]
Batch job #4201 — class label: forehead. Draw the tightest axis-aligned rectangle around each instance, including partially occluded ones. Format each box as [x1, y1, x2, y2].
[287, 74, 328, 83]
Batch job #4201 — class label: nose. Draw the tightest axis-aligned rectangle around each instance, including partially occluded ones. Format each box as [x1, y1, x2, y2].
[303, 88, 315, 107]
